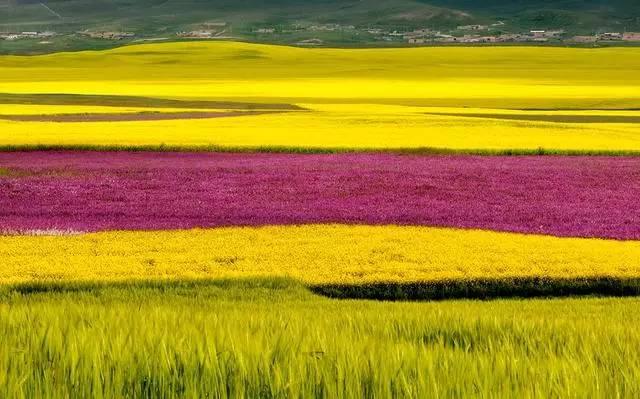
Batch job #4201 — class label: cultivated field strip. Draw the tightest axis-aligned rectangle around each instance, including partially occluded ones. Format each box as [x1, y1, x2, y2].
[2, 43, 640, 154]
[2, 104, 640, 153]
[2, 225, 640, 290]
[1, 152, 639, 239]
[2, 43, 640, 97]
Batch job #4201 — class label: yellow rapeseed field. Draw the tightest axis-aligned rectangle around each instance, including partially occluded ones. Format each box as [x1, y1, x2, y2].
[1, 42, 640, 152]
[2, 104, 640, 151]
[1, 225, 639, 285]
[1, 42, 639, 104]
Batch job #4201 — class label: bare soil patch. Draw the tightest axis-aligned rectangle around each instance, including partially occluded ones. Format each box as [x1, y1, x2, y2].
[0, 93, 304, 111]
[425, 112, 640, 124]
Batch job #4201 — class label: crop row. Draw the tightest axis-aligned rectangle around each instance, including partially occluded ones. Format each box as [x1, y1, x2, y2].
[1, 152, 639, 239]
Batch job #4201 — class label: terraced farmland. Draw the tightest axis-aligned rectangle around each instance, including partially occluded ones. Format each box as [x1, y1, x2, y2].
[1, 41, 640, 397]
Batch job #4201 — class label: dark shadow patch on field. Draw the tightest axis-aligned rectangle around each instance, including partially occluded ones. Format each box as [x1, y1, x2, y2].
[522, 108, 640, 111]
[118, 51, 185, 56]
[0, 110, 289, 122]
[0, 93, 305, 111]
[310, 277, 640, 301]
[215, 97, 640, 110]
[229, 49, 268, 60]
[4, 277, 640, 303]
[425, 112, 640, 124]
[4, 277, 298, 295]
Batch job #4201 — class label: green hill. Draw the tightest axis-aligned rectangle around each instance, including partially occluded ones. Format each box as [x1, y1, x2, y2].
[1, 0, 639, 53]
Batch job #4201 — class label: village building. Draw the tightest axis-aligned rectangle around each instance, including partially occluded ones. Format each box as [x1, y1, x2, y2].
[623, 32, 640, 41]
[544, 30, 565, 38]
[80, 31, 135, 40]
[571, 35, 598, 43]
[308, 24, 354, 32]
[432, 34, 456, 43]
[457, 35, 498, 43]
[496, 34, 521, 42]
[530, 30, 546, 39]
[403, 28, 441, 42]
[177, 30, 214, 38]
[599, 32, 623, 40]
[1, 31, 57, 40]
[479, 36, 498, 43]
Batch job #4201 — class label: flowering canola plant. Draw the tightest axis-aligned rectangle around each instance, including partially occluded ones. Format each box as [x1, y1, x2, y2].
[1, 225, 639, 285]
[2, 105, 640, 151]
[1, 42, 639, 100]
[1, 42, 640, 152]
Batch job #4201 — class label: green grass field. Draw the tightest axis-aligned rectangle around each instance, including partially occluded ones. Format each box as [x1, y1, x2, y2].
[1, 278, 639, 398]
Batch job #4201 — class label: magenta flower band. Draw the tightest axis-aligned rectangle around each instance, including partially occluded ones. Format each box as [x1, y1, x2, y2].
[1, 151, 638, 240]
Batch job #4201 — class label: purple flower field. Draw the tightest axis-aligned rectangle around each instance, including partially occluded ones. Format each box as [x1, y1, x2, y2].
[1, 151, 639, 239]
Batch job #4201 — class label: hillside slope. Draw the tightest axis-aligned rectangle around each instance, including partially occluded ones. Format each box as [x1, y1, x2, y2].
[1, 0, 639, 53]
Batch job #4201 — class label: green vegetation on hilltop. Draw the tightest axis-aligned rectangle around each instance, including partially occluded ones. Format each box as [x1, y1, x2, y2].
[1, 0, 639, 53]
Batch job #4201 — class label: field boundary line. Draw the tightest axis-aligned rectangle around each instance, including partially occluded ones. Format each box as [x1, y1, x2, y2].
[1, 144, 640, 156]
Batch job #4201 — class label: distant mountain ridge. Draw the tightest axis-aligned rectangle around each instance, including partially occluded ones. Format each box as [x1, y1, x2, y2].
[3, 0, 639, 30]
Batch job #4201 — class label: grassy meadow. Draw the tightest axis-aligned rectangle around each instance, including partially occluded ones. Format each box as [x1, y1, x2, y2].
[1, 279, 640, 398]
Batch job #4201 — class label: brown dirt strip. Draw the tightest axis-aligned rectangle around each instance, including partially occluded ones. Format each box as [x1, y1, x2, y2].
[0, 110, 289, 122]
[0, 93, 305, 111]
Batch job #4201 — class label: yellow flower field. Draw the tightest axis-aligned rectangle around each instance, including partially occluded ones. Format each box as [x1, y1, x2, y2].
[1, 42, 639, 104]
[2, 42, 640, 152]
[2, 104, 640, 151]
[2, 225, 639, 285]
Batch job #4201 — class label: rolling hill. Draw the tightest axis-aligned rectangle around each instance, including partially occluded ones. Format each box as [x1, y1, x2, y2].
[1, 0, 639, 53]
